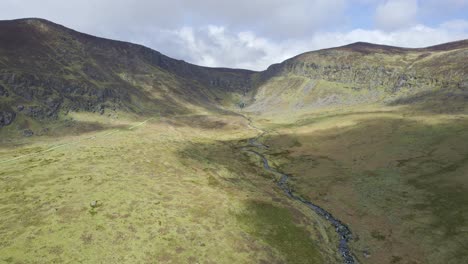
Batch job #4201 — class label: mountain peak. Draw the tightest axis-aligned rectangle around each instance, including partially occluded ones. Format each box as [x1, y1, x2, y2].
[340, 39, 468, 53]
[339, 41, 407, 54]
[2, 17, 60, 30]
[424, 39, 468, 51]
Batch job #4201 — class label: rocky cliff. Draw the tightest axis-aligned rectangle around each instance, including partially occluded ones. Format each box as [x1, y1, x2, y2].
[249, 41, 468, 113]
[0, 18, 255, 128]
[1, 18, 467, 129]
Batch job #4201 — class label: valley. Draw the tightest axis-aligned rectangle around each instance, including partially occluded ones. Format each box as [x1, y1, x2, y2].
[0, 18, 467, 264]
[241, 106, 468, 264]
[0, 112, 344, 263]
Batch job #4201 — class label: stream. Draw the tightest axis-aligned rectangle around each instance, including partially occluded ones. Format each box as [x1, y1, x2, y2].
[242, 117, 356, 264]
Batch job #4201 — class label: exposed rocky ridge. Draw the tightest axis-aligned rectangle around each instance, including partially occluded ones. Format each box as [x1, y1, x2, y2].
[339, 40, 468, 53]
[0, 18, 255, 128]
[0, 110, 15, 127]
[250, 40, 468, 112]
[261, 40, 468, 89]
[0, 18, 467, 129]
[0, 18, 255, 91]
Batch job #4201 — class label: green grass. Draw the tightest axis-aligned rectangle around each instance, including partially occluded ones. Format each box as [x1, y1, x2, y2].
[0, 112, 343, 263]
[2, 103, 467, 264]
[237, 201, 323, 264]
[248, 107, 468, 264]
[1, 19, 467, 264]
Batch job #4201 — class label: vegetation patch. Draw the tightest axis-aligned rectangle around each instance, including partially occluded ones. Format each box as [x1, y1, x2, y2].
[237, 200, 323, 264]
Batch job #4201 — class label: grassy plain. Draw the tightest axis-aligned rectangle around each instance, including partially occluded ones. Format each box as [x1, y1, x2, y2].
[0, 112, 343, 263]
[1, 20, 467, 264]
[247, 104, 468, 264]
[2, 101, 467, 264]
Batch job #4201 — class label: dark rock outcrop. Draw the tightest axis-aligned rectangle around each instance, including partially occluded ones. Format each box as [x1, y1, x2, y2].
[22, 129, 34, 137]
[0, 84, 8, 96]
[0, 110, 16, 127]
[0, 18, 257, 122]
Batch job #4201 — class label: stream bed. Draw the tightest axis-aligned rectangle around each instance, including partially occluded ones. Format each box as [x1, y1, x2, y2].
[244, 135, 356, 264]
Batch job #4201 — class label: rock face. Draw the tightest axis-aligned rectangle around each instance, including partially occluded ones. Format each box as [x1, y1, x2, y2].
[0, 84, 8, 97]
[261, 42, 467, 92]
[0, 18, 466, 124]
[249, 41, 468, 112]
[0, 18, 256, 127]
[22, 129, 33, 137]
[0, 111, 16, 127]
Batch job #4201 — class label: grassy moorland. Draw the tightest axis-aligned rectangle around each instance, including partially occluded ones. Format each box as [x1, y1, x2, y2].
[1, 18, 467, 264]
[2, 103, 467, 264]
[237, 39, 468, 264]
[0, 111, 345, 263]
[244, 104, 468, 264]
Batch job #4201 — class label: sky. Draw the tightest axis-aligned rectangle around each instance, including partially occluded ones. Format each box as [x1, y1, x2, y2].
[1, 0, 468, 70]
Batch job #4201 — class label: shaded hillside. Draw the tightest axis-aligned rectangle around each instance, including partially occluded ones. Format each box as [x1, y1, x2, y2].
[1, 18, 467, 131]
[1, 17, 467, 264]
[249, 40, 468, 113]
[0, 18, 255, 130]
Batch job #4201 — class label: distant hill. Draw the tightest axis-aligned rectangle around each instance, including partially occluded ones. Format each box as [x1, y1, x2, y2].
[249, 39, 468, 113]
[0, 18, 255, 129]
[1, 18, 467, 130]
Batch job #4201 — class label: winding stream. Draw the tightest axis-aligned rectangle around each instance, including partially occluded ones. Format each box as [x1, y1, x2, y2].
[242, 116, 356, 264]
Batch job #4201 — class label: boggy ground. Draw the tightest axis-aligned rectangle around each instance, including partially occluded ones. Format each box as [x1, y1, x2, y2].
[246, 105, 468, 264]
[0, 112, 344, 263]
[2, 103, 467, 264]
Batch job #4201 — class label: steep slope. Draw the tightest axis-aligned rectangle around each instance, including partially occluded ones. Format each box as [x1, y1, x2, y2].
[242, 41, 468, 264]
[1, 17, 468, 264]
[0, 18, 255, 132]
[248, 40, 468, 113]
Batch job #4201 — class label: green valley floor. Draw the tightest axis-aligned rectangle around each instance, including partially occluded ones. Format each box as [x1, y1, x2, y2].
[1, 105, 467, 264]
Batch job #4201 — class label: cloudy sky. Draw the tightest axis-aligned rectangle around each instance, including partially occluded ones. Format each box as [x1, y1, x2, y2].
[1, 0, 468, 70]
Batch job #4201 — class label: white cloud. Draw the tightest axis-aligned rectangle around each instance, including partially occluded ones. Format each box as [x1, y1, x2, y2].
[132, 20, 468, 71]
[135, 26, 297, 70]
[425, 0, 468, 8]
[314, 22, 468, 49]
[0, 0, 467, 70]
[440, 19, 468, 32]
[0, 0, 347, 39]
[375, 0, 419, 31]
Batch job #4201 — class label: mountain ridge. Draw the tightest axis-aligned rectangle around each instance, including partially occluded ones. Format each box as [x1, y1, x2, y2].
[1, 18, 467, 131]
[4, 18, 467, 70]
[1, 18, 468, 264]
[0, 18, 256, 132]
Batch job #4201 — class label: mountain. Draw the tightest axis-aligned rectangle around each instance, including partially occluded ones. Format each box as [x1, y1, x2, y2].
[243, 40, 468, 264]
[1, 18, 468, 264]
[0, 18, 255, 130]
[249, 40, 468, 113]
[1, 18, 467, 131]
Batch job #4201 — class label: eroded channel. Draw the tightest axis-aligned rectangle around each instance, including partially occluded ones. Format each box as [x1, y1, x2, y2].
[242, 117, 356, 264]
